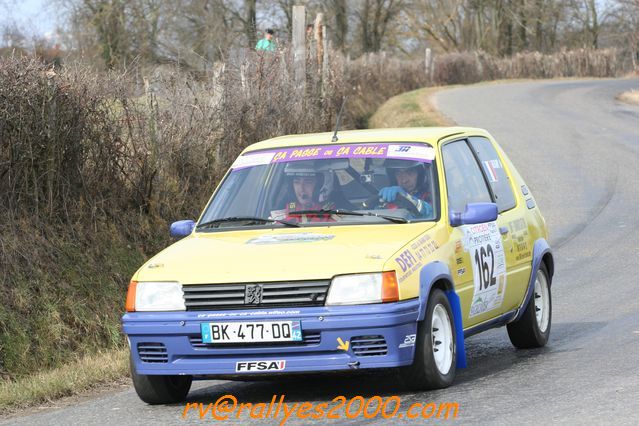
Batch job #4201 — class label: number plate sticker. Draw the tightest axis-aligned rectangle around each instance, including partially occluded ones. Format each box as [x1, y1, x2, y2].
[462, 221, 507, 318]
[200, 321, 302, 344]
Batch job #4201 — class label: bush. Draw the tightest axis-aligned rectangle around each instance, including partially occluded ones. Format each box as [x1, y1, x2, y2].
[433, 48, 623, 85]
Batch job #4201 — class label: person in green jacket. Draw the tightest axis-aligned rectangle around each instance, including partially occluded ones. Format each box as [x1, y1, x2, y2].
[255, 28, 277, 52]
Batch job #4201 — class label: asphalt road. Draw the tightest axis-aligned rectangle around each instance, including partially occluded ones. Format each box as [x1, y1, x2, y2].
[5, 78, 639, 425]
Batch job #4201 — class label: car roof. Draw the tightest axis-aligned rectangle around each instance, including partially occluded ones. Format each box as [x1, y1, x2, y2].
[242, 127, 490, 153]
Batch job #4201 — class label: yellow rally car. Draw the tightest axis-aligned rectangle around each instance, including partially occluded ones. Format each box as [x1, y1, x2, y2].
[122, 127, 554, 404]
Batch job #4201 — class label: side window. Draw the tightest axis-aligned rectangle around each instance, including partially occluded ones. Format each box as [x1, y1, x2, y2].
[442, 140, 492, 212]
[468, 136, 516, 212]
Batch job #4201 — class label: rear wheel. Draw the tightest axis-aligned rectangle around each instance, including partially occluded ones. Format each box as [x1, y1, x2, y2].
[401, 288, 456, 390]
[507, 263, 552, 348]
[130, 355, 192, 404]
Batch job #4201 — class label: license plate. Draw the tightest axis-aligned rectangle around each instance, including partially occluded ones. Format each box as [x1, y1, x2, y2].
[200, 321, 302, 344]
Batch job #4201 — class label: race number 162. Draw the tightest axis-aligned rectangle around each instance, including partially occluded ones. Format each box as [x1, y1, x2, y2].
[474, 244, 496, 290]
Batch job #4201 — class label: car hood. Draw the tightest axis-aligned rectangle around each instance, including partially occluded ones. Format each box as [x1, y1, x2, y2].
[135, 224, 435, 284]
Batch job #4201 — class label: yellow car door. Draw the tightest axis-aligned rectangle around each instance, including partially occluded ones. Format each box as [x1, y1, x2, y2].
[440, 138, 510, 327]
[467, 136, 532, 313]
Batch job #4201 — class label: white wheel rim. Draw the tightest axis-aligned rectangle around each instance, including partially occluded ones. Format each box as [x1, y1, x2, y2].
[534, 270, 550, 333]
[431, 304, 453, 375]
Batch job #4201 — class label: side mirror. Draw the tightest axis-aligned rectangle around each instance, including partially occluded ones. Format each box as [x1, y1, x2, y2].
[449, 203, 498, 227]
[170, 220, 195, 238]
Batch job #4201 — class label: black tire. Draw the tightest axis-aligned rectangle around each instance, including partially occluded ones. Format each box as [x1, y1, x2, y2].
[401, 288, 457, 390]
[130, 354, 192, 405]
[507, 263, 552, 349]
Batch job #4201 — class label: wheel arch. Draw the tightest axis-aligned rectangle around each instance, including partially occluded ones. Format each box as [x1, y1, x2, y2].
[417, 261, 467, 368]
[512, 238, 553, 323]
[417, 261, 454, 321]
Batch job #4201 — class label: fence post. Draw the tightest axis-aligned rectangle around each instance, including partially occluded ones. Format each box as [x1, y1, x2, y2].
[315, 13, 324, 70]
[425, 48, 432, 83]
[292, 5, 306, 94]
[322, 25, 329, 98]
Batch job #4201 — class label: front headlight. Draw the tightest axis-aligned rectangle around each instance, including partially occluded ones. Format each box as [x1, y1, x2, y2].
[326, 272, 399, 306]
[126, 281, 185, 312]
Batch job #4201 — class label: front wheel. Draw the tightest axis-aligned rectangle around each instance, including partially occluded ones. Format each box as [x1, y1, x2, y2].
[130, 354, 192, 404]
[507, 263, 552, 349]
[401, 288, 456, 390]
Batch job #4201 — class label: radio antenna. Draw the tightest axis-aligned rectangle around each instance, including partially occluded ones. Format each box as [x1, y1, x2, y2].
[332, 97, 346, 142]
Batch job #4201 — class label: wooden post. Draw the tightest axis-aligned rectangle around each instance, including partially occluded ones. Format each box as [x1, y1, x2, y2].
[292, 5, 306, 93]
[322, 25, 329, 97]
[315, 13, 324, 69]
[425, 48, 432, 83]
[475, 51, 483, 79]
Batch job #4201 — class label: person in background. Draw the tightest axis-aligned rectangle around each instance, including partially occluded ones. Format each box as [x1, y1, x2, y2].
[256, 28, 277, 51]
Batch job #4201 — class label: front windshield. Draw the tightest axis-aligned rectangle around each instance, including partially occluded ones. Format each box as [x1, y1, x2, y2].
[198, 142, 439, 230]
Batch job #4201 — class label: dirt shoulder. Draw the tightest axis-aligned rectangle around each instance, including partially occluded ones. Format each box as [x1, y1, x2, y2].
[617, 89, 639, 106]
[0, 349, 128, 419]
[368, 86, 454, 128]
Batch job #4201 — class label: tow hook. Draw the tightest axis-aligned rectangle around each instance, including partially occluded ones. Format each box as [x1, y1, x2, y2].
[347, 361, 360, 369]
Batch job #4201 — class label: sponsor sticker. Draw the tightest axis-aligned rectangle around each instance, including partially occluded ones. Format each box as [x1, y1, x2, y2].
[231, 151, 276, 169]
[236, 360, 286, 372]
[231, 143, 435, 170]
[387, 144, 436, 161]
[246, 233, 335, 245]
[395, 249, 423, 284]
[398, 334, 417, 348]
[482, 159, 501, 183]
[196, 310, 301, 318]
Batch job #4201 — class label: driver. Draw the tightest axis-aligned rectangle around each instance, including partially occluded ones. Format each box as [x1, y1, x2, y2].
[273, 162, 335, 223]
[378, 160, 433, 218]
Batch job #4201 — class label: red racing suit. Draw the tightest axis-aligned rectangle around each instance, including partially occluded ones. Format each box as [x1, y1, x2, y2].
[283, 201, 336, 223]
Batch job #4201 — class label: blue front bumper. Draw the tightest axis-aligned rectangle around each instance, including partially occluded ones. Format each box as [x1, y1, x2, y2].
[122, 299, 420, 376]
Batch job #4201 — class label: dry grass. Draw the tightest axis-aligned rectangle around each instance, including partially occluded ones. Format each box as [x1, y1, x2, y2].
[617, 90, 639, 105]
[0, 348, 128, 414]
[369, 86, 453, 128]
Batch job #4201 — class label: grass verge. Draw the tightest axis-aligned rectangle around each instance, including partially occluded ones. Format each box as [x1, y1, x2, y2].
[617, 90, 639, 106]
[368, 86, 454, 128]
[0, 348, 128, 415]
[0, 219, 150, 415]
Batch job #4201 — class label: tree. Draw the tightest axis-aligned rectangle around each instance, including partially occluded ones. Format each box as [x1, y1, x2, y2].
[62, 0, 164, 68]
[353, 0, 404, 53]
[610, 0, 639, 68]
[222, 0, 258, 48]
[321, 0, 348, 51]
[1, 23, 27, 48]
[160, 0, 240, 65]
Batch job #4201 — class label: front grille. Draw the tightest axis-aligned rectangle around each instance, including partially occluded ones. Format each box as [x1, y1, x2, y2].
[182, 280, 330, 311]
[351, 335, 388, 357]
[189, 331, 321, 349]
[137, 342, 168, 363]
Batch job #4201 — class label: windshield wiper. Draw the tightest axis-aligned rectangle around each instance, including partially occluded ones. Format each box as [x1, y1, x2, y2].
[196, 216, 299, 229]
[288, 209, 408, 224]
